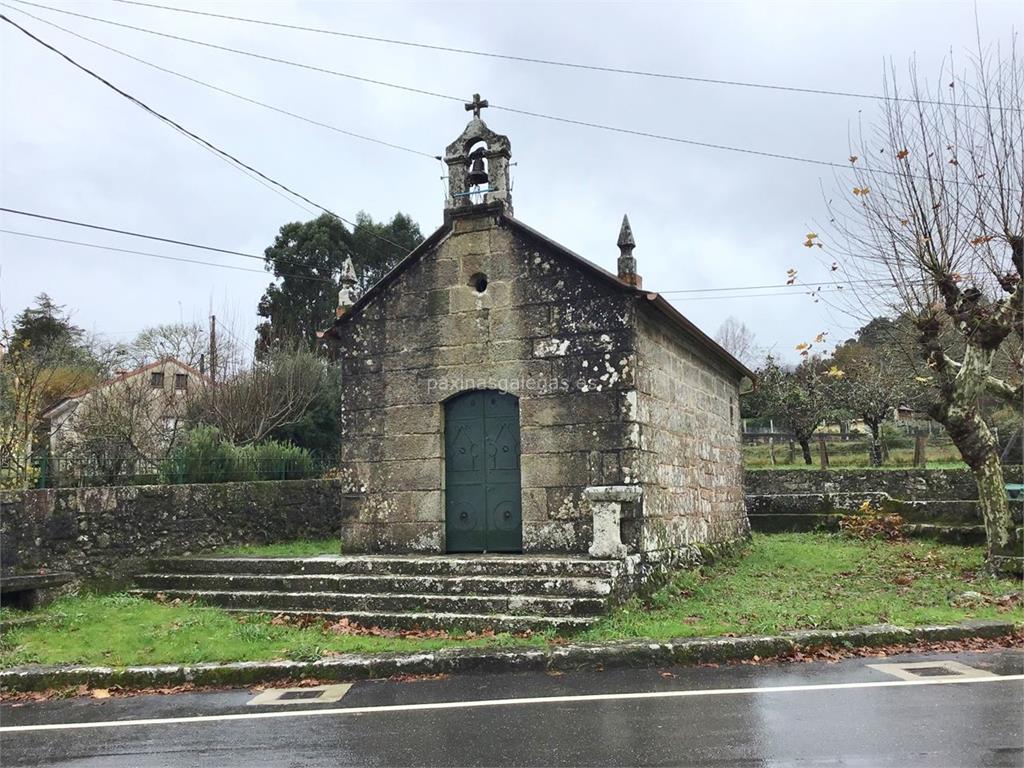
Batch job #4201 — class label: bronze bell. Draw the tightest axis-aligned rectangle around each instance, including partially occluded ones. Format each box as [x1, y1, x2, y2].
[467, 155, 488, 186]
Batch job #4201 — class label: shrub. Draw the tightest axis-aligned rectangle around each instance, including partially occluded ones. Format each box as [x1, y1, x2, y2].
[159, 427, 315, 484]
[244, 440, 314, 480]
[159, 426, 240, 484]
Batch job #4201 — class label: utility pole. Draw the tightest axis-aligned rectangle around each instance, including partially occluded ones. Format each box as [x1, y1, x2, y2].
[209, 314, 217, 401]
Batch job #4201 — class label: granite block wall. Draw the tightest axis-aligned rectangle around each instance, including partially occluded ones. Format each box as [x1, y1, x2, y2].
[0, 480, 344, 582]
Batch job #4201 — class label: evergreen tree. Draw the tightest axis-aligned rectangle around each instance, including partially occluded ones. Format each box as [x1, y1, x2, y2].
[10, 293, 86, 359]
[255, 212, 423, 353]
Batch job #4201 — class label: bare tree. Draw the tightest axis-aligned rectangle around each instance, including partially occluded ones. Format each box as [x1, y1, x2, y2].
[113, 321, 243, 380]
[60, 376, 191, 484]
[190, 347, 327, 445]
[747, 356, 833, 464]
[715, 316, 760, 368]
[0, 331, 99, 489]
[822, 45, 1022, 571]
[831, 340, 922, 466]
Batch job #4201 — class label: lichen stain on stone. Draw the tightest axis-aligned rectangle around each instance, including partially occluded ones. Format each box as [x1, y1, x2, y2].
[533, 338, 570, 357]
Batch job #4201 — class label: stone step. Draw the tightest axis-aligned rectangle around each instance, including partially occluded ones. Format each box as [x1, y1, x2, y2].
[901, 523, 989, 545]
[134, 572, 614, 598]
[896, 500, 982, 526]
[130, 588, 608, 618]
[146, 555, 621, 579]
[234, 607, 597, 634]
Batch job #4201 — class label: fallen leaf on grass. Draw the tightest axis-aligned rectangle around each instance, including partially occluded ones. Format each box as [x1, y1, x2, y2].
[91, 689, 110, 699]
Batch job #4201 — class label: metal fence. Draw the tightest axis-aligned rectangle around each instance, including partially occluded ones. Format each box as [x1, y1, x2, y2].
[32, 454, 334, 488]
[742, 432, 961, 469]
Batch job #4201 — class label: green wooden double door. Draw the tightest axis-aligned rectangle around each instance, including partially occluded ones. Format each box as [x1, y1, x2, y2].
[444, 390, 523, 553]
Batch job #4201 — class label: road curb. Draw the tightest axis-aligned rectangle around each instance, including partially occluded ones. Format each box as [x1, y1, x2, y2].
[0, 619, 1016, 693]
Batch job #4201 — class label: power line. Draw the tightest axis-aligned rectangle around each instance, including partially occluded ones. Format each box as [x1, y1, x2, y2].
[0, 207, 409, 283]
[1, 207, 266, 261]
[0, 12, 414, 258]
[660, 279, 880, 294]
[668, 288, 843, 302]
[1, 0, 885, 175]
[0, 228, 339, 285]
[5, 3, 440, 160]
[111, 0, 990, 112]
[1, 224, 848, 301]
[6, 1, 464, 104]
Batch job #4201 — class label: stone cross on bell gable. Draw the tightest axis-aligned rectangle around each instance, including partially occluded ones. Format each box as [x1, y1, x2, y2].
[465, 93, 489, 118]
[445, 95, 512, 215]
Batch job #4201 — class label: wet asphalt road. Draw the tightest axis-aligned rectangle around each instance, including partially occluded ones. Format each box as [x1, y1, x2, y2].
[1, 649, 1022, 767]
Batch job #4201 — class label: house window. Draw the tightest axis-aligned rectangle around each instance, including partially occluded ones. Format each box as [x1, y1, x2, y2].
[174, 373, 188, 391]
[150, 372, 165, 388]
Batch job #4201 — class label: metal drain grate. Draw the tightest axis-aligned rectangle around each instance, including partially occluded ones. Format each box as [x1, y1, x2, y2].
[247, 683, 352, 706]
[867, 660, 997, 682]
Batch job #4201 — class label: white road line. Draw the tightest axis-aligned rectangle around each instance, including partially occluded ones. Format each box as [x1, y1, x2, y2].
[2, 674, 1022, 733]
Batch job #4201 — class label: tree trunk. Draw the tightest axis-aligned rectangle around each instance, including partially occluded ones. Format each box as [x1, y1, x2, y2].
[938, 344, 1020, 573]
[798, 437, 812, 465]
[947, 414, 1018, 573]
[868, 421, 883, 467]
[972, 453, 1017, 573]
[817, 435, 830, 469]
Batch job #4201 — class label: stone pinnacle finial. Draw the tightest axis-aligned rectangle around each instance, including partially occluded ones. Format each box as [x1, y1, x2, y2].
[340, 256, 357, 287]
[337, 256, 359, 317]
[617, 214, 635, 253]
[617, 214, 641, 288]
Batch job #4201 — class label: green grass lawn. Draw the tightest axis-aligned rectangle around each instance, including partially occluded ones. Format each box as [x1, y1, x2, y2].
[1, 534, 1019, 669]
[0, 595, 548, 668]
[582, 534, 1022, 641]
[205, 540, 340, 557]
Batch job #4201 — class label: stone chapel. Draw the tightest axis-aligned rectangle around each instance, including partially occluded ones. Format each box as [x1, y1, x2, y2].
[330, 97, 753, 562]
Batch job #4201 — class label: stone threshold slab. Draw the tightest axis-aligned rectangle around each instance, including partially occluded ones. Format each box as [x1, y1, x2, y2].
[0, 620, 1015, 694]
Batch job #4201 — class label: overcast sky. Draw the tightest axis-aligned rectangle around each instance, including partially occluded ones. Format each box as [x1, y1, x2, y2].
[1, 0, 1019, 363]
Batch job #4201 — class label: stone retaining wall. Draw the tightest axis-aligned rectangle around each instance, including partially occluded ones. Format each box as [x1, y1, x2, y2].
[744, 467, 1023, 543]
[0, 480, 344, 584]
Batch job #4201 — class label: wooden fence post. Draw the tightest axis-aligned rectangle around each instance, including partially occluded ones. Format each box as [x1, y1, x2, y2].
[818, 435, 830, 470]
[913, 435, 927, 468]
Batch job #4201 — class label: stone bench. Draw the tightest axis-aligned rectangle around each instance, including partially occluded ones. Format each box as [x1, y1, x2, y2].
[0, 572, 74, 610]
